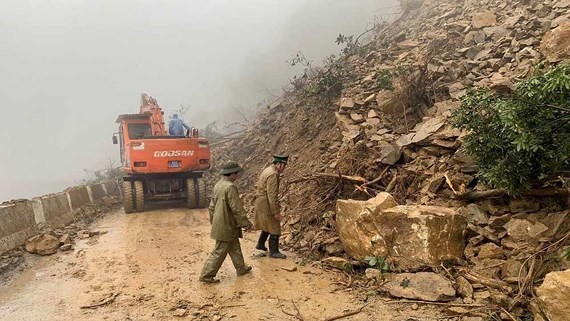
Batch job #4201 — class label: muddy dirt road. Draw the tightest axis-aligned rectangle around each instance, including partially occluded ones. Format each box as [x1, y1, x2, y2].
[0, 207, 448, 321]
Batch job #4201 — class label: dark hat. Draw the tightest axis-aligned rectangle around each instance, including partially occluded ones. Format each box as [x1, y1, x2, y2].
[272, 154, 289, 164]
[220, 161, 243, 175]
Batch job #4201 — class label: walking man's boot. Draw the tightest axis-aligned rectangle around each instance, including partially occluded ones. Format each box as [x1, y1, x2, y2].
[268, 234, 287, 259]
[256, 231, 269, 251]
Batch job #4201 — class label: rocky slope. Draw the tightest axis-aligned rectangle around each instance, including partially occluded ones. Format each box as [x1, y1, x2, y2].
[209, 0, 570, 319]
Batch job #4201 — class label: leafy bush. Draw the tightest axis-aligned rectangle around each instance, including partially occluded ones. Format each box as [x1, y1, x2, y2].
[377, 70, 394, 91]
[452, 63, 570, 194]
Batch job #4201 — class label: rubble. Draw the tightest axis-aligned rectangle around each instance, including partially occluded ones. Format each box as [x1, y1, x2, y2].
[207, 0, 570, 317]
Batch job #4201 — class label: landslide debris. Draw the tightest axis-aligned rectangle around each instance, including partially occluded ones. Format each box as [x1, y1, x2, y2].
[209, 0, 570, 319]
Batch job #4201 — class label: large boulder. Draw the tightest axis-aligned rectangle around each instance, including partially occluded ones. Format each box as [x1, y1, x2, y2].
[336, 195, 467, 270]
[540, 23, 570, 62]
[336, 193, 399, 259]
[535, 269, 570, 320]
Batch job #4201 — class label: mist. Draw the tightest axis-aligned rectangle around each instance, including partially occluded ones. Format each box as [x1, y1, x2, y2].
[0, 0, 398, 201]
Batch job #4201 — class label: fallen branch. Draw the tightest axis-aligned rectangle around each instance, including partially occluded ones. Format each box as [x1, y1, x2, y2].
[278, 297, 305, 321]
[385, 299, 487, 308]
[458, 188, 569, 201]
[209, 137, 244, 147]
[461, 271, 513, 293]
[323, 303, 368, 321]
[80, 292, 121, 309]
[385, 174, 399, 193]
[514, 229, 570, 305]
[362, 167, 390, 187]
[313, 172, 368, 183]
[220, 303, 247, 308]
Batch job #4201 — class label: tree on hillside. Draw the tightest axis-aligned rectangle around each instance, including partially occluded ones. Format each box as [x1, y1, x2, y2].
[82, 160, 122, 185]
[452, 63, 570, 194]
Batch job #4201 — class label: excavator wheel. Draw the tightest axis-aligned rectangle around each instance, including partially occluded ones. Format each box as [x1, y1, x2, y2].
[186, 178, 198, 209]
[134, 181, 145, 212]
[122, 181, 135, 214]
[197, 177, 208, 208]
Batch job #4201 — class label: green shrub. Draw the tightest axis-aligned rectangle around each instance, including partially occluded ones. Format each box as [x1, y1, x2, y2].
[452, 63, 570, 194]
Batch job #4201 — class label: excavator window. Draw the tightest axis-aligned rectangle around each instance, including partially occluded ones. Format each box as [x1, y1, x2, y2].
[128, 124, 151, 139]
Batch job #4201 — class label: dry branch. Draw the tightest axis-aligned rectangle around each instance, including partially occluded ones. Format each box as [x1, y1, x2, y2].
[313, 172, 368, 183]
[362, 167, 390, 187]
[461, 271, 513, 293]
[385, 299, 487, 308]
[323, 304, 368, 321]
[458, 188, 569, 201]
[80, 292, 121, 309]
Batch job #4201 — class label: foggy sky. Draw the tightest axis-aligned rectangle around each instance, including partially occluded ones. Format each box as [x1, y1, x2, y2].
[0, 0, 398, 201]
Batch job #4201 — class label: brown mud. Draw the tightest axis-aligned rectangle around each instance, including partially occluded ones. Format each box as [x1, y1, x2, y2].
[0, 206, 449, 321]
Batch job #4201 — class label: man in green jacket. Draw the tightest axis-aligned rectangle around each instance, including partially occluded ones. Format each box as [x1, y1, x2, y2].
[254, 154, 288, 259]
[199, 161, 252, 283]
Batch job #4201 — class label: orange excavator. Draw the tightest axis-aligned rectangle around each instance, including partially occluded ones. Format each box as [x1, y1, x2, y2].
[113, 94, 210, 213]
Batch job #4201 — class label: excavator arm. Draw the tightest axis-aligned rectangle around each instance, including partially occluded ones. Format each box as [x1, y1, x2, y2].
[140, 93, 167, 136]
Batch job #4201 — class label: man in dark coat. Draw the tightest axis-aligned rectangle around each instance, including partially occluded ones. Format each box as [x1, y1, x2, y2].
[254, 154, 288, 259]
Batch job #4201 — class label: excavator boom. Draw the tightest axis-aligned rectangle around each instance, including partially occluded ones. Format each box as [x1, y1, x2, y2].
[139, 93, 167, 136]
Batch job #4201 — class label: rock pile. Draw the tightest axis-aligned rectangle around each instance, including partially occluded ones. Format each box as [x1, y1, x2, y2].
[208, 0, 570, 318]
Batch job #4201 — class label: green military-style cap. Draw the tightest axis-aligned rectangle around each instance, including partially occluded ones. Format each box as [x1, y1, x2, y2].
[272, 154, 289, 164]
[220, 161, 243, 175]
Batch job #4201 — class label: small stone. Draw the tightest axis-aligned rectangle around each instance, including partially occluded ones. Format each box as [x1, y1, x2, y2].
[456, 276, 473, 299]
[325, 242, 344, 256]
[350, 113, 365, 123]
[477, 243, 504, 259]
[382, 272, 456, 302]
[505, 219, 533, 241]
[379, 145, 402, 165]
[509, 198, 540, 213]
[77, 230, 91, 239]
[321, 257, 354, 270]
[365, 268, 382, 280]
[528, 222, 550, 238]
[59, 244, 73, 251]
[59, 234, 72, 246]
[340, 97, 355, 109]
[501, 259, 526, 279]
[458, 204, 489, 226]
[174, 308, 188, 317]
[474, 290, 491, 301]
[281, 266, 297, 272]
[472, 11, 497, 29]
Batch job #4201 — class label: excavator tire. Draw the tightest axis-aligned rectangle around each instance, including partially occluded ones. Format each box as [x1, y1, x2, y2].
[186, 178, 198, 209]
[134, 181, 145, 212]
[122, 181, 135, 214]
[197, 177, 208, 208]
